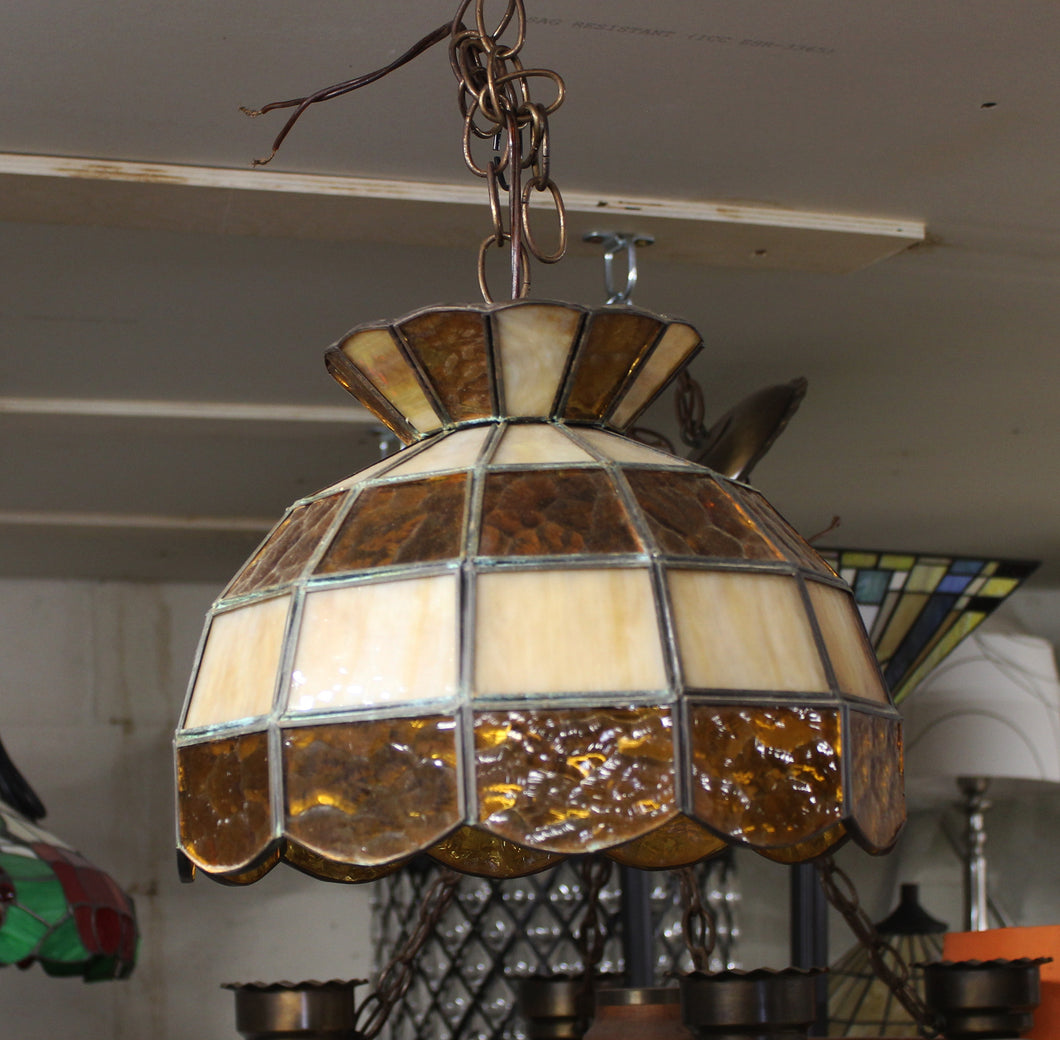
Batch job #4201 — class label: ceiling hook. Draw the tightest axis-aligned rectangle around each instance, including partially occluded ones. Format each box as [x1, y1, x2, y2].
[583, 230, 655, 305]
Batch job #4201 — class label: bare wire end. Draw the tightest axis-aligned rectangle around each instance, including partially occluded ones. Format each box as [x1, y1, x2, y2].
[240, 106, 264, 118]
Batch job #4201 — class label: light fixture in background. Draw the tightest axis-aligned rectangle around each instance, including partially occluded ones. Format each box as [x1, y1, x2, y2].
[827, 882, 947, 1037]
[902, 630, 1060, 931]
[817, 550, 1038, 704]
[0, 738, 138, 981]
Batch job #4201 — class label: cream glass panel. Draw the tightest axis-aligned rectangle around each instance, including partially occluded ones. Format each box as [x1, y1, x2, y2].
[494, 305, 582, 417]
[340, 328, 442, 433]
[288, 574, 459, 712]
[806, 582, 889, 704]
[316, 453, 405, 495]
[574, 427, 693, 466]
[385, 426, 492, 478]
[491, 424, 594, 466]
[184, 595, 291, 729]
[611, 323, 700, 428]
[475, 568, 666, 695]
[670, 571, 828, 692]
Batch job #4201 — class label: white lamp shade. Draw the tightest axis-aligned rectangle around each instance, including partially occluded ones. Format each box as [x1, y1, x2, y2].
[903, 631, 1060, 800]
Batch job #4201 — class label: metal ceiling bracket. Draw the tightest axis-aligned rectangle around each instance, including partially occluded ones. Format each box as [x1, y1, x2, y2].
[583, 230, 655, 305]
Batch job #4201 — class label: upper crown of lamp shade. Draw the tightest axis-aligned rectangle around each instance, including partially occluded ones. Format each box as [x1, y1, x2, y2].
[324, 300, 703, 442]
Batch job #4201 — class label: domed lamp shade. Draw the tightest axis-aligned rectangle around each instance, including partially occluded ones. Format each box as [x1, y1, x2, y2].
[174, 301, 905, 884]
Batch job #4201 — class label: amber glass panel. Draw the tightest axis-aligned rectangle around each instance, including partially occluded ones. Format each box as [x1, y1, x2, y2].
[399, 309, 493, 421]
[474, 707, 676, 854]
[177, 733, 273, 873]
[806, 582, 890, 705]
[285, 842, 406, 883]
[479, 469, 641, 556]
[316, 474, 466, 573]
[755, 823, 848, 864]
[846, 712, 905, 852]
[626, 470, 783, 560]
[689, 706, 842, 849]
[429, 828, 561, 879]
[226, 494, 345, 597]
[563, 312, 663, 421]
[607, 815, 727, 870]
[732, 488, 837, 579]
[283, 717, 461, 865]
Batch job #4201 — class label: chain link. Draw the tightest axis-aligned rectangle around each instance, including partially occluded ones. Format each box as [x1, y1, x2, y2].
[449, 0, 567, 301]
[576, 856, 612, 980]
[243, 0, 566, 300]
[354, 867, 461, 1039]
[816, 856, 942, 1038]
[675, 865, 717, 972]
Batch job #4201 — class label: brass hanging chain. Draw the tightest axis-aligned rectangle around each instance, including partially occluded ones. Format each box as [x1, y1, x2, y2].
[242, 1, 565, 304]
[676, 865, 717, 972]
[354, 867, 461, 1039]
[577, 856, 612, 981]
[449, 0, 568, 302]
[816, 856, 942, 1038]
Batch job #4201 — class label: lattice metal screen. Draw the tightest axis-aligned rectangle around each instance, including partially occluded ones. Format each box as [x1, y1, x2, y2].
[372, 856, 740, 1040]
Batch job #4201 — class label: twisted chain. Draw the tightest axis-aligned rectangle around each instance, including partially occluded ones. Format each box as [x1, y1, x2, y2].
[576, 856, 612, 980]
[354, 867, 461, 1039]
[676, 865, 717, 972]
[816, 856, 942, 1038]
[449, 0, 567, 301]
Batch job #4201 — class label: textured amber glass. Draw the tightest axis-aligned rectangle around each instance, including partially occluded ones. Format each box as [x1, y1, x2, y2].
[226, 494, 345, 597]
[283, 717, 460, 865]
[806, 581, 889, 704]
[316, 474, 467, 573]
[626, 471, 783, 560]
[284, 842, 405, 883]
[399, 308, 493, 421]
[479, 469, 640, 556]
[734, 488, 838, 579]
[428, 827, 561, 878]
[669, 571, 828, 692]
[847, 712, 905, 851]
[607, 815, 727, 869]
[184, 595, 289, 729]
[474, 707, 676, 854]
[689, 706, 842, 848]
[755, 823, 848, 864]
[474, 569, 666, 695]
[563, 311, 662, 421]
[177, 734, 272, 873]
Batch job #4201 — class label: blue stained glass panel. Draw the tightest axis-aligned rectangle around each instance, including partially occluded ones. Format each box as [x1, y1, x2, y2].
[883, 595, 958, 690]
[854, 570, 890, 605]
[950, 560, 984, 575]
[938, 575, 972, 594]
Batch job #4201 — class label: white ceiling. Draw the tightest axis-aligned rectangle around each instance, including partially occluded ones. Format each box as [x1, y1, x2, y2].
[3, 1, 1060, 583]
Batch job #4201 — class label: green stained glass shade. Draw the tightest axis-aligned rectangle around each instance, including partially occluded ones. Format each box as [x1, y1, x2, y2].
[0, 804, 138, 980]
[818, 550, 1038, 703]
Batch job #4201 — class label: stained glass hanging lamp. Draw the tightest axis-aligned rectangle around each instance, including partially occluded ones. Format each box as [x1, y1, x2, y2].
[0, 738, 138, 981]
[175, 1, 904, 887]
